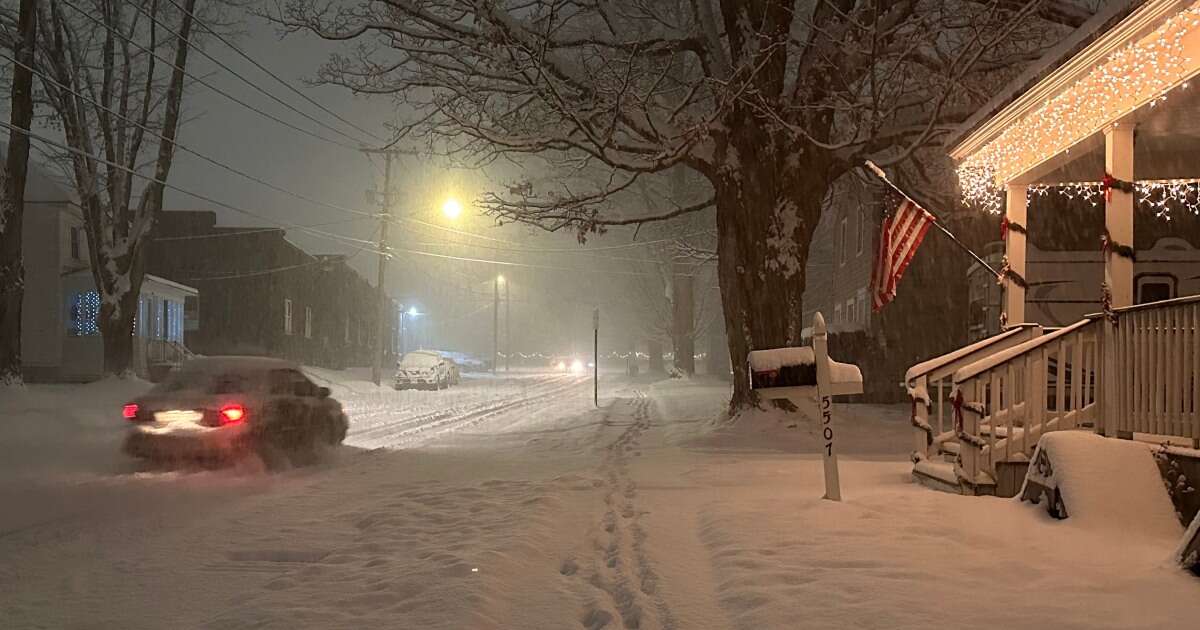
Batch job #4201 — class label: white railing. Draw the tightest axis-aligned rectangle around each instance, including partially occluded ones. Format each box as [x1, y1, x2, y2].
[1106, 295, 1200, 442]
[941, 294, 1200, 492]
[905, 324, 1042, 464]
[952, 319, 1100, 490]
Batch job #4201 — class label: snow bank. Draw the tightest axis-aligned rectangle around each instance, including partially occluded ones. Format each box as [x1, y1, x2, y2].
[1026, 431, 1182, 541]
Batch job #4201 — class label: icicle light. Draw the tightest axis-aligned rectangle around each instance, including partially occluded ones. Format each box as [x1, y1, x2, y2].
[959, 7, 1200, 214]
[1027, 178, 1200, 219]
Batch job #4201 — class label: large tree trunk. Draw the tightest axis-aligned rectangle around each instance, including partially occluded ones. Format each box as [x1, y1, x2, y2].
[647, 338, 664, 373]
[670, 262, 695, 376]
[0, 0, 38, 385]
[100, 272, 143, 376]
[714, 148, 828, 411]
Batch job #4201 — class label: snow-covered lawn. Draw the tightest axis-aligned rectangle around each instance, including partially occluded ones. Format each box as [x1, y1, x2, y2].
[0, 371, 1195, 628]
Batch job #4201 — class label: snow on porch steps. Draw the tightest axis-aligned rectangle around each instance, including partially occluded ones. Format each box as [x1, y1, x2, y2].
[1025, 432, 1182, 541]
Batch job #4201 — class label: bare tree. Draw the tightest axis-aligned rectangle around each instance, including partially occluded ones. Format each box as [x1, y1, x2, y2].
[25, 0, 199, 375]
[270, 0, 1093, 409]
[0, 0, 38, 386]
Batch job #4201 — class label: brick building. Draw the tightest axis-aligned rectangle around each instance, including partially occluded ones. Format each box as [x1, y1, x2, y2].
[146, 211, 395, 369]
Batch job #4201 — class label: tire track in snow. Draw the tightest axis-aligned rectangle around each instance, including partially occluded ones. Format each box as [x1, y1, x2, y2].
[575, 390, 676, 630]
[346, 375, 586, 449]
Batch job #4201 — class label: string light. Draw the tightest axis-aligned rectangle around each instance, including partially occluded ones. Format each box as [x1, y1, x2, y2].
[70, 291, 101, 337]
[1028, 178, 1200, 219]
[959, 7, 1200, 213]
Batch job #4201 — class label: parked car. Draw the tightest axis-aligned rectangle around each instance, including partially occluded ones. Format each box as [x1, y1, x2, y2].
[121, 356, 348, 466]
[393, 350, 451, 390]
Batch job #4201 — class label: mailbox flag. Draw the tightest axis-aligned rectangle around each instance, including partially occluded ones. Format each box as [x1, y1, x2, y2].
[870, 188, 935, 311]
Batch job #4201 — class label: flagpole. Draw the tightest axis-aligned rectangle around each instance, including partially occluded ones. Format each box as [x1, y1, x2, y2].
[864, 161, 1001, 280]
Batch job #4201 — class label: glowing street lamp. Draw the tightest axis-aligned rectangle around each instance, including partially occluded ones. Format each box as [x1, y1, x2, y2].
[441, 197, 463, 220]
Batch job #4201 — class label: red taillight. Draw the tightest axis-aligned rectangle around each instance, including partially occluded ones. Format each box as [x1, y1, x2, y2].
[219, 404, 246, 425]
[122, 403, 139, 420]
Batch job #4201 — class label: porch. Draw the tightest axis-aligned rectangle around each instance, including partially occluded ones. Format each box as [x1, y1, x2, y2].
[909, 0, 1200, 497]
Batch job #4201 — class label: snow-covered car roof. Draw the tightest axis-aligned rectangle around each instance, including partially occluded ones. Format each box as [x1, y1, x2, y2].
[399, 352, 443, 367]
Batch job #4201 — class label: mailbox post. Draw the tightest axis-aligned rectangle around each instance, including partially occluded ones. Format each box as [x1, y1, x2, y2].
[747, 312, 861, 501]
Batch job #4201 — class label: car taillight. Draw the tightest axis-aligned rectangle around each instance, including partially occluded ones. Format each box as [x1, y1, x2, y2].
[123, 403, 139, 420]
[219, 404, 246, 425]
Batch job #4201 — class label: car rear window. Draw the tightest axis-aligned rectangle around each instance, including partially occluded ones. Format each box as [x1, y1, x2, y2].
[150, 370, 255, 395]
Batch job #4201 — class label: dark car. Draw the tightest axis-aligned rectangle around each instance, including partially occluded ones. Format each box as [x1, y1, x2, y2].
[121, 356, 348, 466]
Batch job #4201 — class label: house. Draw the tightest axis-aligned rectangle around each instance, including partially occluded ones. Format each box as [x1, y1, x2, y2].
[17, 150, 197, 382]
[145, 211, 395, 369]
[967, 237, 1200, 341]
[801, 179, 877, 338]
[800, 176, 978, 402]
[907, 0, 1200, 509]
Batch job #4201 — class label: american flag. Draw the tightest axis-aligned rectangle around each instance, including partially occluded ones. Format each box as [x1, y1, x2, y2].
[870, 188, 936, 311]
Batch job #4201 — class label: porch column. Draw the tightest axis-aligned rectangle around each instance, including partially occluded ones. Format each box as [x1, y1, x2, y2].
[1003, 184, 1027, 326]
[1104, 124, 1135, 308]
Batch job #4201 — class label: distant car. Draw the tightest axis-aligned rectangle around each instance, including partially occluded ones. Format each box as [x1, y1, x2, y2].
[393, 350, 451, 390]
[121, 356, 348, 465]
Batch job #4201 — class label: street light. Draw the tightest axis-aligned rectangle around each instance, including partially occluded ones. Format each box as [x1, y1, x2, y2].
[442, 197, 463, 220]
[400, 306, 421, 354]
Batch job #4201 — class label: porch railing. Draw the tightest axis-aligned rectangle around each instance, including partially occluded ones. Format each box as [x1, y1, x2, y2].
[905, 324, 1042, 464]
[944, 294, 1200, 491]
[952, 318, 1100, 490]
[1106, 295, 1200, 441]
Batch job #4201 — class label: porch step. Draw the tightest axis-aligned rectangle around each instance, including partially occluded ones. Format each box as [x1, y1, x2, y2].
[1021, 432, 1182, 540]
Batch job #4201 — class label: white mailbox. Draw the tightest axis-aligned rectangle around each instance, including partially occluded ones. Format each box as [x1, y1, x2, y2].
[747, 312, 861, 501]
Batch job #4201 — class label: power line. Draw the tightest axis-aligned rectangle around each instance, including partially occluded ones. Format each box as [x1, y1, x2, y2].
[125, 0, 379, 147]
[409, 239, 701, 266]
[160, 0, 387, 144]
[0, 120, 381, 253]
[388, 245, 692, 277]
[2, 51, 390, 230]
[150, 217, 371, 241]
[177, 259, 328, 281]
[56, 0, 362, 151]
[21, 42, 706, 262]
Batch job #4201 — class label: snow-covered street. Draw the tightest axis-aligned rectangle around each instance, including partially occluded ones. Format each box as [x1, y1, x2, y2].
[2, 371, 1197, 629]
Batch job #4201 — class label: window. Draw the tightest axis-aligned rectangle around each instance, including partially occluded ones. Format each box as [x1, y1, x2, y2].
[184, 296, 199, 332]
[858, 288, 869, 323]
[304, 306, 313, 339]
[839, 218, 848, 266]
[847, 299, 857, 324]
[857, 209, 866, 255]
[67, 291, 101, 336]
[1137, 275, 1175, 304]
[833, 303, 843, 325]
[284, 299, 293, 335]
[69, 226, 82, 261]
[344, 317, 351, 343]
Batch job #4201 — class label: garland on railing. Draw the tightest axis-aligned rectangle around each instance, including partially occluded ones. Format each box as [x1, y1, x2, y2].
[1101, 281, 1119, 326]
[1000, 216, 1026, 241]
[1100, 173, 1135, 202]
[1101, 229, 1136, 261]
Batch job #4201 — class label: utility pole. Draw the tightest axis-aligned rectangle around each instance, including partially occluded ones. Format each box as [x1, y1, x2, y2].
[593, 308, 599, 407]
[504, 278, 510, 372]
[363, 149, 398, 386]
[493, 274, 501, 374]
